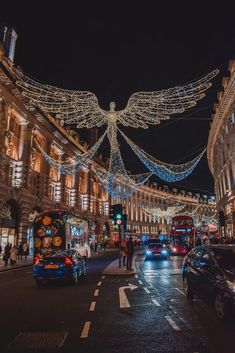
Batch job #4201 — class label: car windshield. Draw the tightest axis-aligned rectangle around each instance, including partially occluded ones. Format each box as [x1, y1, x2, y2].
[213, 248, 235, 270]
[148, 244, 163, 249]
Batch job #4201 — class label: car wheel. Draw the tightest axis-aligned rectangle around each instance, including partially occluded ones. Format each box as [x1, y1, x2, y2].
[214, 293, 226, 320]
[183, 276, 193, 298]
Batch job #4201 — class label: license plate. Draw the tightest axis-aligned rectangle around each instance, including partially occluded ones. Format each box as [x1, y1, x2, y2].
[45, 264, 59, 269]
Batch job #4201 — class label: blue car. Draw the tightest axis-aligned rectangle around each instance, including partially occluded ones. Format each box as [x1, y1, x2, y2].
[33, 249, 86, 286]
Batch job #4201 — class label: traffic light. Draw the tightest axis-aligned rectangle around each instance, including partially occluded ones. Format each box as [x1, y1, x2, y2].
[122, 214, 127, 231]
[109, 204, 123, 225]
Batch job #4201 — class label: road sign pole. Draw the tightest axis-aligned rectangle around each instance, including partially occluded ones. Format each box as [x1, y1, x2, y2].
[118, 224, 122, 268]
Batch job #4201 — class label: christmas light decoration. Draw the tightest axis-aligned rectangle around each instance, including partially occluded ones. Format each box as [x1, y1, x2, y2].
[93, 165, 152, 198]
[14, 67, 218, 195]
[15, 69, 218, 128]
[33, 129, 107, 174]
[118, 128, 206, 182]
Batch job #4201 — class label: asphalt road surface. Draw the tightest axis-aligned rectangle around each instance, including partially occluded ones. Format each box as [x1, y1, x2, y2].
[0, 249, 234, 353]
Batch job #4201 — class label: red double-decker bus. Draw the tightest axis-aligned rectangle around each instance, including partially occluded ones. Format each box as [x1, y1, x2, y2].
[170, 215, 195, 255]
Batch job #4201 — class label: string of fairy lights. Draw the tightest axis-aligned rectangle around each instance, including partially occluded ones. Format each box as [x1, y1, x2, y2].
[14, 67, 219, 197]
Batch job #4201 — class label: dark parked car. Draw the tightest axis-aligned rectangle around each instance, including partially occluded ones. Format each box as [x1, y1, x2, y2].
[182, 245, 235, 320]
[145, 243, 169, 259]
[33, 249, 86, 286]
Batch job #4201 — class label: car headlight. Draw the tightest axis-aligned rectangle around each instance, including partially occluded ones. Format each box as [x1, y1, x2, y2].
[146, 250, 152, 255]
[161, 250, 167, 255]
[226, 280, 235, 293]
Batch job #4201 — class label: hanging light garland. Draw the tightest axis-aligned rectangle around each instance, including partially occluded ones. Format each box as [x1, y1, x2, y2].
[33, 129, 107, 174]
[118, 128, 205, 182]
[93, 165, 152, 198]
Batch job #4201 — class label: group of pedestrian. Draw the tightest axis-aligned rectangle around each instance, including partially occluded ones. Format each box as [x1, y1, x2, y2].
[1, 241, 29, 266]
[121, 236, 134, 270]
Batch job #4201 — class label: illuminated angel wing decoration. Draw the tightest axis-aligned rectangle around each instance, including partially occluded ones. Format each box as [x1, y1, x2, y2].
[117, 70, 219, 128]
[15, 70, 107, 128]
[15, 68, 219, 129]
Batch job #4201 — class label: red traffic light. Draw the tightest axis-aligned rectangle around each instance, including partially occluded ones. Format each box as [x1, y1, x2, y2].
[116, 219, 122, 225]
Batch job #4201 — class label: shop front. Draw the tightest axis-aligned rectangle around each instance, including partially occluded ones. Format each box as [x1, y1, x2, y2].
[0, 201, 19, 250]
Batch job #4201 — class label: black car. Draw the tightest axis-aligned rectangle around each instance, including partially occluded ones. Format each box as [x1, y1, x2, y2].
[33, 249, 86, 286]
[182, 244, 235, 320]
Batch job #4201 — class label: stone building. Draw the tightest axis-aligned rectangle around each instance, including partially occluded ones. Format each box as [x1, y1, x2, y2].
[207, 60, 235, 237]
[0, 28, 216, 250]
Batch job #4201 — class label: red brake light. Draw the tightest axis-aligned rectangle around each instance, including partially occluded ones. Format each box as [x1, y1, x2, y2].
[64, 257, 73, 266]
[35, 257, 41, 265]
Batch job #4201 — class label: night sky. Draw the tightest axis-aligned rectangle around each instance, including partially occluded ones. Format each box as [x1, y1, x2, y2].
[1, 1, 235, 195]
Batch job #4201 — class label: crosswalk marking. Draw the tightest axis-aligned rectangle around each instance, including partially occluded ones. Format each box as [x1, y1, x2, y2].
[151, 298, 161, 307]
[164, 316, 181, 331]
[144, 287, 150, 294]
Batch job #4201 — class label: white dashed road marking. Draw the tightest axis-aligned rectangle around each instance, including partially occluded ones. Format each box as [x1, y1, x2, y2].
[97, 281, 102, 286]
[164, 315, 181, 331]
[89, 302, 96, 311]
[80, 321, 91, 338]
[135, 274, 138, 278]
[138, 280, 143, 285]
[94, 289, 99, 297]
[151, 298, 161, 307]
[143, 287, 150, 294]
[101, 275, 105, 279]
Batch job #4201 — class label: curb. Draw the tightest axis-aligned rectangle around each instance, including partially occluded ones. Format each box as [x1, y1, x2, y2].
[0, 263, 33, 273]
[102, 253, 139, 276]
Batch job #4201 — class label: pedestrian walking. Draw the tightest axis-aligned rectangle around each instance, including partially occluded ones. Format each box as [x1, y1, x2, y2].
[10, 245, 18, 265]
[3, 243, 11, 266]
[17, 242, 24, 260]
[126, 236, 134, 270]
[23, 242, 29, 259]
[121, 238, 127, 266]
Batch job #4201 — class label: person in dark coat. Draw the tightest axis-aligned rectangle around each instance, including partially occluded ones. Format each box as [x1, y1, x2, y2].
[3, 243, 11, 266]
[126, 236, 134, 270]
[17, 242, 24, 260]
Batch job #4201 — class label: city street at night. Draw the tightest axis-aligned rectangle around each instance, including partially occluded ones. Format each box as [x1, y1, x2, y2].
[1, 2, 235, 353]
[0, 249, 234, 353]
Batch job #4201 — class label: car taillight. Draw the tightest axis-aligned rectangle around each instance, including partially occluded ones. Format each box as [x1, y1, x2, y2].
[64, 257, 73, 266]
[34, 257, 41, 265]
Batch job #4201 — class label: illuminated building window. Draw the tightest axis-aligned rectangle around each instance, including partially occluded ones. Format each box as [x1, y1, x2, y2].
[81, 194, 89, 211]
[103, 201, 109, 216]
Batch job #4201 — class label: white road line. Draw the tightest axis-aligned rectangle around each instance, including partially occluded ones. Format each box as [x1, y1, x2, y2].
[138, 280, 143, 285]
[80, 321, 91, 338]
[97, 281, 102, 286]
[135, 274, 138, 278]
[101, 275, 105, 279]
[164, 316, 181, 331]
[94, 289, 99, 296]
[89, 301, 96, 311]
[151, 298, 161, 307]
[143, 287, 150, 294]
[174, 287, 186, 296]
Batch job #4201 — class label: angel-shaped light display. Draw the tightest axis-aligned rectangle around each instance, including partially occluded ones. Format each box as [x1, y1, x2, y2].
[15, 68, 218, 197]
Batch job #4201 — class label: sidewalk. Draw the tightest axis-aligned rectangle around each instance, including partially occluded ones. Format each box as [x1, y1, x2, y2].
[0, 256, 33, 272]
[102, 249, 144, 276]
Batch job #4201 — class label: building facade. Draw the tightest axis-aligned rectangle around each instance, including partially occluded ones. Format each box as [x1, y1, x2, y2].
[207, 60, 235, 237]
[0, 30, 216, 251]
